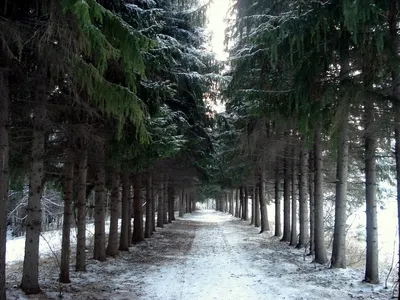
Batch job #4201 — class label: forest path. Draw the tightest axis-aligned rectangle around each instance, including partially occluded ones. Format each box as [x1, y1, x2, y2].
[8, 210, 390, 299]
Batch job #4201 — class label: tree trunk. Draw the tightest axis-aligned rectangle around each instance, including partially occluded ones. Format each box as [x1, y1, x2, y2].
[75, 144, 88, 271]
[0, 73, 9, 300]
[274, 165, 282, 237]
[281, 153, 291, 242]
[259, 169, 269, 232]
[93, 148, 106, 262]
[331, 30, 350, 269]
[290, 153, 298, 247]
[106, 171, 120, 256]
[244, 187, 249, 220]
[297, 149, 309, 248]
[119, 172, 131, 251]
[250, 187, 255, 225]
[163, 177, 168, 223]
[157, 181, 164, 227]
[240, 187, 244, 220]
[314, 128, 328, 264]
[308, 150, 315, 255]
[151, 178, 156, 232]
[364, 97, 379, 283]
[21, 71, 47, 294]
[235, 189, 239, 217]
[127, 185, 133, 245]
[179, 189, 184, 217]
[168, 185, 175, 222]
[132, 174, 144, 243]
[254, 185, 260, 227]
[389, 1, 400, 292]
[144, 174, 152, 238]
[59, 147, 75, 283]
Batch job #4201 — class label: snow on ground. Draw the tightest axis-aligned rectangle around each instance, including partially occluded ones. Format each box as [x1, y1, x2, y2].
[6, 211, 394, 299]
[6, 222, 101, 264]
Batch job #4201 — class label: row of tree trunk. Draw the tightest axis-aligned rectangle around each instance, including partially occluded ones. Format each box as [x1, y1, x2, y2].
[215, 123, 379, 284]
[12, 129, 198, 294]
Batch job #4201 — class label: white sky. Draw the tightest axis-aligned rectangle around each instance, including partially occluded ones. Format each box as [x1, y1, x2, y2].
[206, 0, 231, 61]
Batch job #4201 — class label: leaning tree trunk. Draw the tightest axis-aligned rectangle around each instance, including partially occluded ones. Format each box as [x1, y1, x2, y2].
[274, 165, 282, 237]
[106, 171, 120, 256]
[59, 147, 75, 283]
[0, 72, 9, 300]
[313, 128, 328, 264]
[259, 169, 270, 232]
[21, 70, 47, 295]
[119, 172, 131, 251]
[290, 152, 298, 247]
[93, 148, 107, 262]
[76, 144, 88, 271]
[132, 174, 144, 243]
[331, 30, 350, 269]
[282, 153, 291, 242]
[145, 174, 152, 238]
[297, 149, 309, 248]
[364, 96, 379, 283]
[157, 181, 164, 228]
[308, 150, 315, 256]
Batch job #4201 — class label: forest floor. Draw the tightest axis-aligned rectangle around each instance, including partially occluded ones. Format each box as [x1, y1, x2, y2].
[6, 210, 395, 299]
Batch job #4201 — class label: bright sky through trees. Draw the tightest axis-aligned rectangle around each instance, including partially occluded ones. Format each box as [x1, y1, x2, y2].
[206, 0, 230, 61]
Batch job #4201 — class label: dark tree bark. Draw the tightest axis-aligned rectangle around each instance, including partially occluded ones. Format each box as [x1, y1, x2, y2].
[240, 187, 244, 220]
[119, 172, 131, 251]
[250, 187, 255, 225]
[59, 147, 75, 283]
[243, 187, 249, 220]
[254, 184, 260, 227]
[281, 152, 291, 242]
[179, 189, 184, 217]
[144, 174, 152, 238]
[157, 181, 164, 228]
[106, 171, 120, 256]
[274, 165, 282, 237]
[127, 185, 133, 245]
[163, 177, 169, 223]
[389, 1, 399, 291]
[308, 150, 315, 256]
[331, 29, 350, 269]
[235, 189, 239, 217]
[132, 174, 144, 243]
[21, 70, 47, 294]
[364, 93, 379, 283]
[0, 73, 9, 299]
[151, 178, 156, 232]
[290, 153, 298, 247]
[168, 185, 175, 222]
[297, 150, 309, 248]
[314, 128, 328, 264]
[259, 169, 270, 232]
[93, 147, 107, 262]
[76, 144, 88, 271]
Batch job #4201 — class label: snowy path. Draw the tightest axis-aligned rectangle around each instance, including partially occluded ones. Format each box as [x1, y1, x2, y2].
[7, 210, 391, 299]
